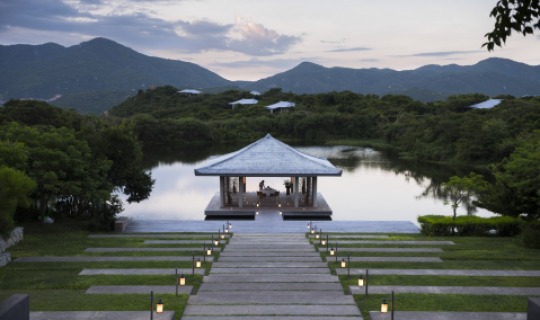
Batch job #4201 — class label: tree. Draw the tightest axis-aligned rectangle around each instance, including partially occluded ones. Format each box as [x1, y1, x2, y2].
[477, 131, 540, 219]
[441, 173, 487, 234]
[484, 0, 540, 50]
[0, 167, 36, 236]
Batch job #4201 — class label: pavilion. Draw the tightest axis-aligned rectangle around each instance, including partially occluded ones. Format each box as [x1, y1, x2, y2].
[194, 134, 342, 219]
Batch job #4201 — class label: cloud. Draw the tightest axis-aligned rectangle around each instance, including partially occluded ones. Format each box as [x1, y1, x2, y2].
[327, 46, 372, 53]
[227, 19, 301, 56]
[409, 50, 480, 57]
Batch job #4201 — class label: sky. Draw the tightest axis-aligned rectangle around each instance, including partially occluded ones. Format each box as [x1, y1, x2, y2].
[1, 0, 539, 81]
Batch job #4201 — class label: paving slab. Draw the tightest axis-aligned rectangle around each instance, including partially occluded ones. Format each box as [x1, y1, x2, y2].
[319, 247, 443, 253]
[188, 291, 356, 305]
[79, 268, 205, 275]
[324, 235, 389, 239]
[350, 285, 540, 295]
[210, 267, 331, 274]
[183, 304, 361, 316]
[198, 282, 343, 292]
[211, 261, 328, 268]
[86, 285, 192, 294]
[30, 311, 175, 320]
[220, 251, 318, 256]
[89, 233, 216, 238]
[369, 311, 525, 320]
[326, 256, 443, 263]
[203, 274, 340, 283]
[328, 240, 454, 245]
[16, 256, 212, 262]
[84, 247, 221, 252]
[336, 268, 540, 276]
[143, 240, 217, 244]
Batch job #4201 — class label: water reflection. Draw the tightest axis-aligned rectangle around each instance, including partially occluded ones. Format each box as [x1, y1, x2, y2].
[121, 145, 494, 222]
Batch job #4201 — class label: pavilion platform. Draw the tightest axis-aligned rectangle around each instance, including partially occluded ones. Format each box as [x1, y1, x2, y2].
[203, 192, 333, 219]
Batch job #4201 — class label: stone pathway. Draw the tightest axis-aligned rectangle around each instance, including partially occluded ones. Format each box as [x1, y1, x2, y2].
[182, 233, 363, 319]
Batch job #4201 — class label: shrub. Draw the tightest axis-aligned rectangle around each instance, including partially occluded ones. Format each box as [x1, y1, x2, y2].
[521, 221, 540, 249]
[417, 215, 521, 236]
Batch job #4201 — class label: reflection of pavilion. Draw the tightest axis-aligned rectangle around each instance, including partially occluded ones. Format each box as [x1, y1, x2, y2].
[194, 134, 342, 218]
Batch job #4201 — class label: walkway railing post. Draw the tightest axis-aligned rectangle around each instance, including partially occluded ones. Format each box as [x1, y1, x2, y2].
[366, 269, 369, 296]
[150, 290, 154, 320]
[347, 255, 350, 277]
[203, 243, 206, 262]
[326, 235, 329, 252]
[192, 254, 195, 276]
[175, 268, 178, 296]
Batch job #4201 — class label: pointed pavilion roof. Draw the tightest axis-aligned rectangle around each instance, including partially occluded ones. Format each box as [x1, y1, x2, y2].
[194, 134, 342, 177]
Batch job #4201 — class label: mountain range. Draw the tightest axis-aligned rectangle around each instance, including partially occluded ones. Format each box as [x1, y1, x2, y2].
[1, 37, 539, 114]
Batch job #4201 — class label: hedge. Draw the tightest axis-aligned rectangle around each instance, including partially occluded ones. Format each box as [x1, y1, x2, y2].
[417, 215, 521, 236]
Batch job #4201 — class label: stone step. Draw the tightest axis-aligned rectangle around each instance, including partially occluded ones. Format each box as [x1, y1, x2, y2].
[79, 268, 205, 275]
[336, 268, 540, 276]
[85, 285, 192, 294]
[188, 291, 356, 305]
[203, 274, 339, 283]
[220, 251, 319, 257]
[210, 267, 330, 274]
[224, 246, 313, 251]
[350, 285, 540, 295]
[218, 256, 322, 262]
[198, 282, 343, 292]
[219, 251, 322, 261]
[182, 317, 363, 320]
[183, 304, 361, 316]
[212, 262, 328, 268]
[16, 256, 212, 263]
[326, 256, 442, 263]
[84, 247, 222, 252]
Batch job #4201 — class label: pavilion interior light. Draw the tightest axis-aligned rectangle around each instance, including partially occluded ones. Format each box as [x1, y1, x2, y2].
[381, 299, 388, 313]
[156, 299, 164, 313]
[195, 258, 202, 268]
[341, 258, 347, 268]
[179, 274, 186, 286]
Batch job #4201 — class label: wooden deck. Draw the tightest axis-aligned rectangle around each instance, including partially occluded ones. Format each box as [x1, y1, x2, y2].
[204, 192, 333, 219]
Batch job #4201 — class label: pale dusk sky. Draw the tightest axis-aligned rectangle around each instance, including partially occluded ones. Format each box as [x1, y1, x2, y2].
[1, 0, 539, 81]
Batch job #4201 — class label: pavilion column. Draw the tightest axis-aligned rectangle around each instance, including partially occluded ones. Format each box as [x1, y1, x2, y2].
[293, 176, 299, 207]
[219, 176, 225, 206]
[306, 177, 312, 206]
[238, 176, 244, 208]
[312, 177, 318, 207]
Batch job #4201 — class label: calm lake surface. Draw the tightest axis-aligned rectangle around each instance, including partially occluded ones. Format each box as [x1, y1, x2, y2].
[120, 145, 494, 223]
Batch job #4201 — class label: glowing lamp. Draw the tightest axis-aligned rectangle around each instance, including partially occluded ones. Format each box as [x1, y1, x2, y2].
[179, 274, 186, 286]
[156, 299, 164, 313]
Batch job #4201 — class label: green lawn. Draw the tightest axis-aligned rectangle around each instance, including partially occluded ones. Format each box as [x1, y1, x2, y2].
[0, 222, 222, 320]
[309, 232, 540, 319]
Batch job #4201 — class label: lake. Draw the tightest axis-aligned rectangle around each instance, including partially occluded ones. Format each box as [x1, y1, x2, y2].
[119, 145, 495, 223]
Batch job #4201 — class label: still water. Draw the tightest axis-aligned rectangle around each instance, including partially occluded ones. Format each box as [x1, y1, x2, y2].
[120, 145, 494, 223]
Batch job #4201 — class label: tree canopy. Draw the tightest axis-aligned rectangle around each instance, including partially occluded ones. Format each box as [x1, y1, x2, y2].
[485, 0, 540, 50]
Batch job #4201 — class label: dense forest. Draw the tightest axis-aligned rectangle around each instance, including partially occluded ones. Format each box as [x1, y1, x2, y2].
[0, 100, 154, 235]
[1, 88, 539, 236]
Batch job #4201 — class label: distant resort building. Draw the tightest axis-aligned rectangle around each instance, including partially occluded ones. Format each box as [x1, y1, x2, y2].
[228, 98, 258, 108]
[250, 90, 261, 96]
[265, 101, 296, 114]
[469, 99, 502, 109]
[178, 89, 202, 96]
